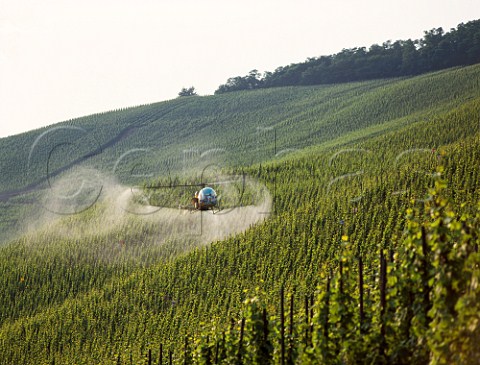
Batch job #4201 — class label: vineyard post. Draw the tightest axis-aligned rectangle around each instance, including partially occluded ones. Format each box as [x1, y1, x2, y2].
[148, 348, 152, 365]
[337, 260, 344, 358]
[169, 349, 172, 365]
[420, 226, 432, 322]
[309, 294, 314, 343]
[359, 253, 365, 333]
[288, 290, 295, 363]
[379, 249, 387, 359]
[280, 286, 285, 365]
[214, 336, 219, 364]
[262, 308, 269, 344]
[206, 336, 211, 364]
[184, 336, 189, 365]
[221, 332, 226, 362]
[304, 295, 309, 346]
[273, 169, 277, 215]
[324, 275, 330, 342]
[159, 343, 163, 365]
[339, 261, 343, 297]
[237, 318, 245, 364]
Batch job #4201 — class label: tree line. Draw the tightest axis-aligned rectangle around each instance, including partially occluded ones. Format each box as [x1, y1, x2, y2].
[215, 19, 480, 94]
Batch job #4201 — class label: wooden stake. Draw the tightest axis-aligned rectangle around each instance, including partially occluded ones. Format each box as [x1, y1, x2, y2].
[324, 276, 330, 341]
[379, 249, 387, 359]
[263, 308, 269, 343]
[304, 295, 309, 346]
[280, 287, 285, 365]
[184, 336, 188, 365]
[237, 318, 245, 364]
[421, 226, 432, 321]
[288, 291, 294, 363]
[309, 294, 314, 342]
[359, 254, 365, 333]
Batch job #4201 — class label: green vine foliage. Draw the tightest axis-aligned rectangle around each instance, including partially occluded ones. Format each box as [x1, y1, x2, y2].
[0, 65, 479, 364]
[187, 173, 479, 365]
[426, 185, 480, 364]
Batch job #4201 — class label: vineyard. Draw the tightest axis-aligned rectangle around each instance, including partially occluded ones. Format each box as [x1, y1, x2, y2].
[0, 65, 479, 364]
[1, 64, 480, 243]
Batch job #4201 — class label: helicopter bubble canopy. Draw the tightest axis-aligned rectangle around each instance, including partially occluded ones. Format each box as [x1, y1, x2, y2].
[198, 187, 217, 201]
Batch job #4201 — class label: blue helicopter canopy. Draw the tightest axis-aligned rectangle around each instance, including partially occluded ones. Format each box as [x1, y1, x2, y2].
[197, 187, 218, 207]
[199, 187, 216, 197]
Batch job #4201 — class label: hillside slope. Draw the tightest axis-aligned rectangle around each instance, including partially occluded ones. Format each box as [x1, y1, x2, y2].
[1, 65, 480, 242]
[0, 66, 479, 364]
[1, 64, 479, 193]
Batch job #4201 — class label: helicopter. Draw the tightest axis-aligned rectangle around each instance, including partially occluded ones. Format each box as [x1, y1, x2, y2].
[144, 172, 246, 214]
[192, 186, 218, 211]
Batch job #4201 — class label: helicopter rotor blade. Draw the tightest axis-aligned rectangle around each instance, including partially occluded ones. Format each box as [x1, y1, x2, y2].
[202, 173, 246, 186]
[144, 183, 205, 189]
[201, 179, 242, 186]
[143, 173, 246, 189]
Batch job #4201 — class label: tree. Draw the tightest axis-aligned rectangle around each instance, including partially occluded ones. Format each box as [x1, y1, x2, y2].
[178, 87, 197, 97]
[214, 19, 480, 93]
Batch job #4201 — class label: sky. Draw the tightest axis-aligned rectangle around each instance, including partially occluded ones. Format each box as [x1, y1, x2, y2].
[0, 0, 479, 138]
